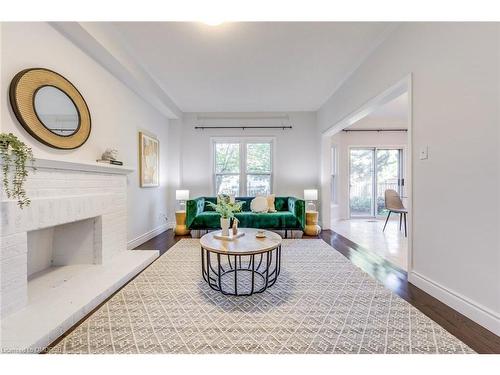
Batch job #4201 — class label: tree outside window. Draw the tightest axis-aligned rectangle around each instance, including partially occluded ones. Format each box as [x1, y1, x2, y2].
[214, 140, 272, 196]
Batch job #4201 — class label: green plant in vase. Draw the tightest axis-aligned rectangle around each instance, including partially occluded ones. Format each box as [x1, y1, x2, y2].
[0, 133, 35, 208]
[207, 194, 243, 236]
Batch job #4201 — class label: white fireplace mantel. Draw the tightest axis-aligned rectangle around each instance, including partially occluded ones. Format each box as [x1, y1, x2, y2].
[28, 158, 135, 175]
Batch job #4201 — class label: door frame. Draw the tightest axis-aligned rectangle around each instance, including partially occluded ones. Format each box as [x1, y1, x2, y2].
[347, 145, 407, 219]
[320, 74, 413, 273]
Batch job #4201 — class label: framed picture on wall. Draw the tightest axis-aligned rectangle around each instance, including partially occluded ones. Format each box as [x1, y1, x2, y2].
[139, 132, 159, 187]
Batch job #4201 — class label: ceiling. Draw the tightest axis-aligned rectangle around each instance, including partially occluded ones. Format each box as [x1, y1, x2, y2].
[112, 22, 393, 113]
[349, 92, 408, 130]
[368, 92, 408, 121]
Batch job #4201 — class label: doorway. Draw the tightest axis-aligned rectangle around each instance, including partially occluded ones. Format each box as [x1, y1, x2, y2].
[349, 147, 404, 218]
[321, 76, 412, 271]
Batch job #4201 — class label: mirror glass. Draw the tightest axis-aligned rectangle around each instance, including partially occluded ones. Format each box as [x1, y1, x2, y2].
[34, 86, 79, 136]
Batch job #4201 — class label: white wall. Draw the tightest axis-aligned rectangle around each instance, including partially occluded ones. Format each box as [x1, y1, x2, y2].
[318, 23, 500, 335]
[330, 129, 408, 221]
[165, 118, 182, 214]
[180, 112, 319, 199]
[0, 22, 179, 244]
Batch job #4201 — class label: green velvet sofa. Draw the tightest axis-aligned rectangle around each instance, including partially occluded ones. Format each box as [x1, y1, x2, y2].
[186, 196, 306, 236]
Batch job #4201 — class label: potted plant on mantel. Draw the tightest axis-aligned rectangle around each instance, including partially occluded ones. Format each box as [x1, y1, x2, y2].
[0, 133, 35, 208]
[207, 194, 243, 236]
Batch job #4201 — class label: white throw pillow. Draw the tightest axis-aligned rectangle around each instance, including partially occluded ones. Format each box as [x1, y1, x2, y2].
[267, 194, 277, 212]
[250, 196, 269, 213]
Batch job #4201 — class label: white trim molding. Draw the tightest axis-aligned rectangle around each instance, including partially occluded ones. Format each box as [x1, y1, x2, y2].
[409, 271, 500, 336]
[127, 222, 174, 250]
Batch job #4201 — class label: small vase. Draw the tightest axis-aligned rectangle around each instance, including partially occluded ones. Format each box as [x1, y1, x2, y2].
[232, 218, 238, 235]
[220, 217, 230, 236]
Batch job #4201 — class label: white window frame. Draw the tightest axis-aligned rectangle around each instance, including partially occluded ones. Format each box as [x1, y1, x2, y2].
[211, 137, 275, 196]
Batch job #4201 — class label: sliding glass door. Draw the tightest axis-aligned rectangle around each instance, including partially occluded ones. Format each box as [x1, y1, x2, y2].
[376, 149, 403, 216]
[349, 148, 403, 218]
[349, 149, 375, 217]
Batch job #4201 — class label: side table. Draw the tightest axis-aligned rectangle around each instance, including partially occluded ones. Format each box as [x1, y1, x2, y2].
[304, 210, 321, 236]
[174, 210, 190, 235]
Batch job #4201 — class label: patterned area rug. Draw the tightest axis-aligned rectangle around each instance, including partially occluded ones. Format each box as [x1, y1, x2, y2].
[49, 239, 474, 354]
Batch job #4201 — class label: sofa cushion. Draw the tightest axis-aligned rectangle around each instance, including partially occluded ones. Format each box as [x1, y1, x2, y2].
[234, 196, 287, 212]
[237, 197, 253, 212]
[250, 196, 269, 213]
[203, 197, 217, 211]
[267, 194, 276, 212]
[234, 212, 299, 229]
[191, 211, 221, 229]
[274, 197, 288, 211]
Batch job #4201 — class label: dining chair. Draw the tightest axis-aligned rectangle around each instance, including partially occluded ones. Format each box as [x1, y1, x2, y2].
[383, 189, 408, 237]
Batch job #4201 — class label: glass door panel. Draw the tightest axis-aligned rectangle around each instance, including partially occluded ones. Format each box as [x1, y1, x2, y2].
[349, 148, 403, 218]
[376, 149, 402, 216]
[349, 149, 374, 217]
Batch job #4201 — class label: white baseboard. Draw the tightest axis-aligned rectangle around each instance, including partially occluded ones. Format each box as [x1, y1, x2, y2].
[127, 221, 175, 250]
[409, 271, 500, 336]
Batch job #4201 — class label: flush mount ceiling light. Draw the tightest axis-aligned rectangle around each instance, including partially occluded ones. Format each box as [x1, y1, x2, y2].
[201, 19, 224, 26]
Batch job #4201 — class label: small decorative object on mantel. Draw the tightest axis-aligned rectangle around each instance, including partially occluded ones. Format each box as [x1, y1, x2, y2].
[0, 133, 35, 208]
[97, 148, 123, 165]
[97, 159, 123, 166]
[207, 194, 243, 236]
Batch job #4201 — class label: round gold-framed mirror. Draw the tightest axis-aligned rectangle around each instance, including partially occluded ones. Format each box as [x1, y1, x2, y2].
[9, 68, 91, 149]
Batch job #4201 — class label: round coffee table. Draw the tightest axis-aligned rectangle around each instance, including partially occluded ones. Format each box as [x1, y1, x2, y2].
[200, 228, 282, 296]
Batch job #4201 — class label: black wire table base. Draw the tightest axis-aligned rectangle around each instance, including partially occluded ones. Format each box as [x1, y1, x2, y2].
[201, 245, 282, 296]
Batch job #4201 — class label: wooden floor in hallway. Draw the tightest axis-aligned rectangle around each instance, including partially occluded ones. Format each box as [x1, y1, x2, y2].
[331, 218, 408, 270]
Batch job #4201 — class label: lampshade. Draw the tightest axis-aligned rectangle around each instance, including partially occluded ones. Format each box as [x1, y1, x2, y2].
[304, 189, 318, 201]
[175, 190, 189, 201]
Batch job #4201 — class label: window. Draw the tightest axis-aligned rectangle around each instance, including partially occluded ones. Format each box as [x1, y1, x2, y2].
[213, 139, 273, 196]
[214, 143, 240, 196]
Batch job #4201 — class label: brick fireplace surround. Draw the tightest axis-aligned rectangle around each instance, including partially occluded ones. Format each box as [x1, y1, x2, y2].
[0, 159, 158, 353]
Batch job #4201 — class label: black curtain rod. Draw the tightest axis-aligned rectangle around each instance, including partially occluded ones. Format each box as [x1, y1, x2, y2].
[343, 129, 407, 132]
[195, 126, 293, 130]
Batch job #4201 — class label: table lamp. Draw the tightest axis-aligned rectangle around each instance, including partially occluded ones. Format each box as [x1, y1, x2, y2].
[176, 189, 189, 211]
[304, 189, 318, 211]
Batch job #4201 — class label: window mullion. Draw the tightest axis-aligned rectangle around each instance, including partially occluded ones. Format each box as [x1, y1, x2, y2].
[240, 141, 245, 196]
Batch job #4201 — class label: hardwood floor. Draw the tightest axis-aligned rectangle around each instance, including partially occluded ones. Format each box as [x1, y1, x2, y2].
[316, 230, 500, 354]
[46, 228, 499, 353]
